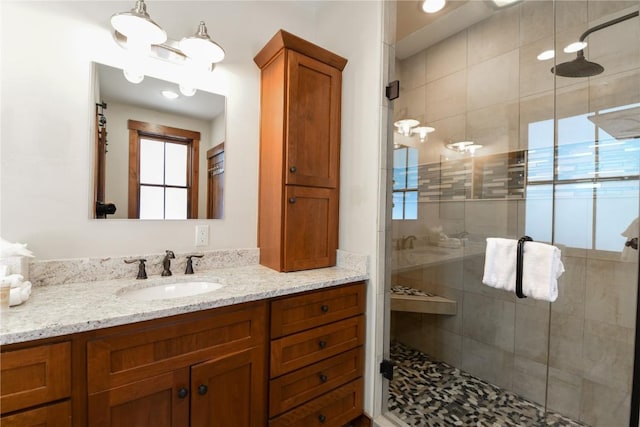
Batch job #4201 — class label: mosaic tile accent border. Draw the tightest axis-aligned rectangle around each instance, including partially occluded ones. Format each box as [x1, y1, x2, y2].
[388, 341, 588, 427]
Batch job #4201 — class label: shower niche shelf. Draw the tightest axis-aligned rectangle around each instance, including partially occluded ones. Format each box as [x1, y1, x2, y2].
[390, 286, 457, 315]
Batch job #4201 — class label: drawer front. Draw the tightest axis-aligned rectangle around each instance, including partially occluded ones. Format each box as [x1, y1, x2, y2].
[0, 400, 71, 427]
[271, 282, 365, 338]
[270, 315, 364, 378]
[87, 302, 267, 393]
[269, 347, 363, 417]
[0, 342, 71, 414]
[268, 378, 363, 427]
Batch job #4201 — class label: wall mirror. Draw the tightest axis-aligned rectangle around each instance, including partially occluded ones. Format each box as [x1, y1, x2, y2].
[92, 62, 226, 220]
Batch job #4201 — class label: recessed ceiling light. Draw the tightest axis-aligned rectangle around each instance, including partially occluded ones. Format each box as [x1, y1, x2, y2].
[161, 90, 179, 99]
[490, 0, 522, 7]
[537, 49, 555, 61]
[422, 0, 446, 14]
[564, 41, 588, 53]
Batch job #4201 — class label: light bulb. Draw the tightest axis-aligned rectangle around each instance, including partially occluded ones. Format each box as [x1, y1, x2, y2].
[537, 49, 555, 61]
[123, 67, 144, 84]
[422, 0, 446, 13]
[564, 41, 587, 53]
[179, 84, 196, 97]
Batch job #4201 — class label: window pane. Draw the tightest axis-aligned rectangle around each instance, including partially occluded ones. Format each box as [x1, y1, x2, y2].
[404, 191, 418, 220]
[392, 192, 404, 220]
[393, 148, 407, 190]
[140, 139, 165, 184]
[165, 188, 188, 219]
[554, 183, 593, 249]
[406, 148, 418, 189]
[525, 184, 553, 243]
[140, 186, 164, 219]
[595, 181, 639, 252]
[165, 143, 188, 186]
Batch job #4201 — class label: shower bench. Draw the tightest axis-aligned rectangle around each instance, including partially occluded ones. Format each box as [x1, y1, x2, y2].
[390, 285, 457, 315]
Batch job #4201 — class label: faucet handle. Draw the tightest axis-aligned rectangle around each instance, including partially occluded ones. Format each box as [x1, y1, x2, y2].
[185, 254, 204, 275]
[124, 258, 147, 280]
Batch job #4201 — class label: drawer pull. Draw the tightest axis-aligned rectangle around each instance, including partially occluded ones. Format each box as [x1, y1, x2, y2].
[178, 387, 189, 399]
[289, 197, 296, 204]
[198, 384, 208, 395]
[318, 340, 327, 349]
[318, 414, 327, 423]
[320, 304, 329, 313]
[319, 373, 328, 383]
[289, 166, 297, 173]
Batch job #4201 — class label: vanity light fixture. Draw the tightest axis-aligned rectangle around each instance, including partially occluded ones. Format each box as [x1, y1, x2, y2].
[110, 0, 225, 89]
[422, 0, 446, 14]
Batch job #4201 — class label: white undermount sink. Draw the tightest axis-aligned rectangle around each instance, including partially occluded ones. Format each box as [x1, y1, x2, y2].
[119, 281, 225, 301]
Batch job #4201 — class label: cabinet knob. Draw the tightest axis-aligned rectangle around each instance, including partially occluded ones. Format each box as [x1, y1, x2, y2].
[320, 304, 329, 313]
[319, 373, 328, 383]
[318, 340, 327, 349]
[289, 197, 296, 204]
[289, 166, 297, 173]
[198, 384, 208, 395]
[318, 414, 327, 423]
[177, 388, 189, 399]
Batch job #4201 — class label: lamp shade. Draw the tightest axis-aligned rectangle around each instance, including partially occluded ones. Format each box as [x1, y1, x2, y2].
[179, 22, 225, 64]
[111, 0, 166, 44]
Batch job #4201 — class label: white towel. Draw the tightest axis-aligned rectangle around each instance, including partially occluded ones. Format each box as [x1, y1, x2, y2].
[482, 238, 565, 302]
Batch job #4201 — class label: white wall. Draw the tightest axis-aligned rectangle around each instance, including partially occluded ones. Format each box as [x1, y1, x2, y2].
[1, 0, 387, 417]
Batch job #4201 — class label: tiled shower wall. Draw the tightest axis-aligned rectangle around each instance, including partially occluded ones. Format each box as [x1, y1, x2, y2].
[390, 1, 640, 426]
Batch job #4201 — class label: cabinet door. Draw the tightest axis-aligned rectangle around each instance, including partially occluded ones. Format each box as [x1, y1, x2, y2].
[0, 401, 71, 427]
[191, 347, 266, 427]
[88, 368, 189, 427]
[283, 186, 338, 272]
[286, 50, 342, 189]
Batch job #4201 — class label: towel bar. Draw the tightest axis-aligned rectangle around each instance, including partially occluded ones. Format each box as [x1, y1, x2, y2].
[516, 236, 533, 299]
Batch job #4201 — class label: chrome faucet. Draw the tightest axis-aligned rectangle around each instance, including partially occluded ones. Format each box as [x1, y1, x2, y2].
[161, 250, 176, 276]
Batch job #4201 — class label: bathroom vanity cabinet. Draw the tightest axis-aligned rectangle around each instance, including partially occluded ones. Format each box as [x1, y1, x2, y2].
[0, 342, 72, 426]
[254, 30, 347, 272]
[0, 281, 366, 427]
[268, 282, 366, 425]
[86, 301, 267, 427]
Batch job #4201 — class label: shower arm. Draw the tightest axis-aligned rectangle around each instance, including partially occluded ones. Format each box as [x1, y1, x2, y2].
[575, 10, 639, 58]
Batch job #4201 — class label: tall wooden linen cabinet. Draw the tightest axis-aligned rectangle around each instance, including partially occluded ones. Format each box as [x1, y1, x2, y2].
[254, 30, 347, 272]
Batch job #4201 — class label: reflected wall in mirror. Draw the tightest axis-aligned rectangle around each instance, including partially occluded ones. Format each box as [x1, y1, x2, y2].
[92, 62, 226, 220]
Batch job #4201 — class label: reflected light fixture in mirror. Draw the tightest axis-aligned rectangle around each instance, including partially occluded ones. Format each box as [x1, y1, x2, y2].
[422, 0, 446, 13]
[394, 119, 435, 143]
[110, 0, 225, 88]
[446, 141, 483, 155]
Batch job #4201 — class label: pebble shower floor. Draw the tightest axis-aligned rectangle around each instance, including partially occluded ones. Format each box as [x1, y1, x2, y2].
[388, 341, 588, 426]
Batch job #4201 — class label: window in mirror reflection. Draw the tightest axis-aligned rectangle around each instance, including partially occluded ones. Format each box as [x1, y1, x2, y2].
[392, 146, 418, 220]
[128, 120, 200, 219]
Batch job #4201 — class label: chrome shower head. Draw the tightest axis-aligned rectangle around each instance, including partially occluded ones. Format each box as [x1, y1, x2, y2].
[551, 51, 604, 78]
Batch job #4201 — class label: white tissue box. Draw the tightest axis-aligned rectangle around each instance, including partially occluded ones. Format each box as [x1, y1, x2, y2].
[0, 256, 29, 280]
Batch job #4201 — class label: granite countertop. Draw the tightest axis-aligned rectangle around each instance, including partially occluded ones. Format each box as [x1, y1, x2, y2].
[0, 263, 368, 345]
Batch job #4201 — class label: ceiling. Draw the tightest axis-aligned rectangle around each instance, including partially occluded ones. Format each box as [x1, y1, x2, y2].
[96, 61, 225, 122]
[395, 0, 499, 59]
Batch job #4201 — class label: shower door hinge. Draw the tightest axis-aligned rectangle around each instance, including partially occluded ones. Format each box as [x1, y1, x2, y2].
[385, 80, 400, 100]
[380, 359, 395, 380]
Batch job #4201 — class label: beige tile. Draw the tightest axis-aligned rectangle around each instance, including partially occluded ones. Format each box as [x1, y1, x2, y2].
[399, 51, 426, 91]
[426, 115, 467, 161]
[589, 70, 640, 114]
[588, 18, 640, 78]
[549, 311, 585, 376]
[511, 356, 547, 406]
[467, 5, 520, 66]
[467, 50, 520, 111]
[425, 70, 467, 122]
[514, 302, 550, 363]
[394, 85, 426, 124]
[520, 0, 554, 45]
[462, 291, 515, 352]
[583, 319, 634, 391]
[519, 36, 556, 98]
[585, 258, 637, 328]
[519, 91, 555, 150]
[555, 1, 588, 31]
[588, 1, 639, 22]
[581, 379, 631, 427]
[461, 337, 514, 390]
[423, 261, 464, 290]
[429, 327, 463, 367]
[547, 367, 583, 421]
[426, 30, 467, 83]
[466, 101, 519, 154]
[552, 254, 586, 316]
